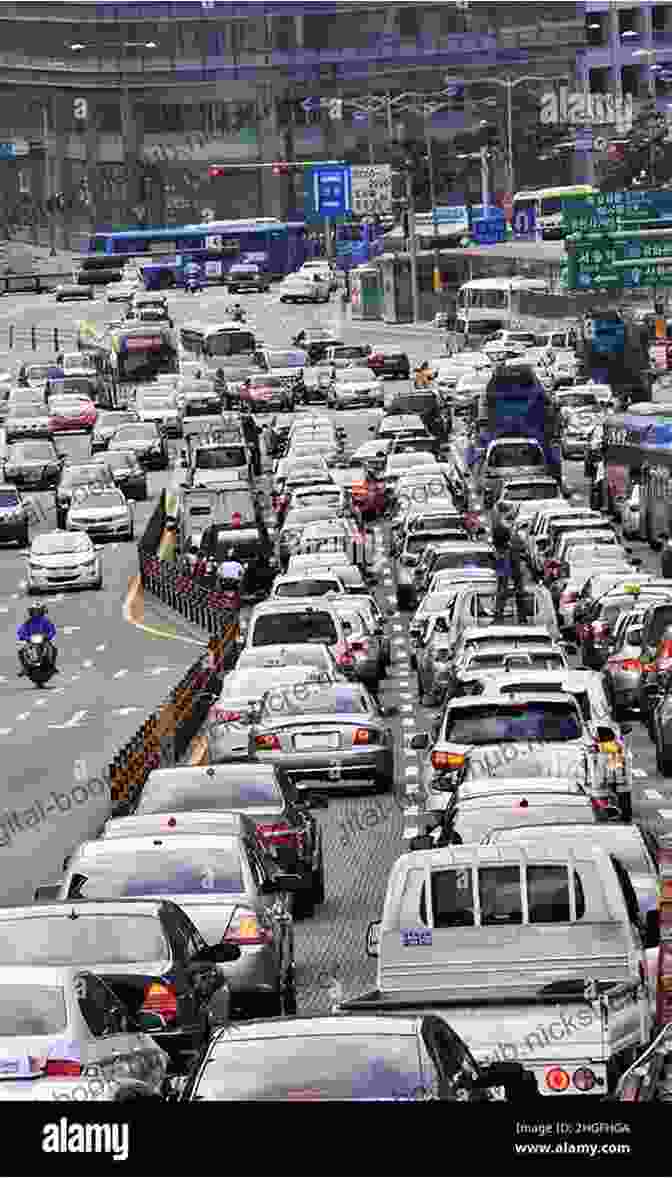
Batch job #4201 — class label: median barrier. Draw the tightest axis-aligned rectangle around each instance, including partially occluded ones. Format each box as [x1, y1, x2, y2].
[0, 323, 77, 352]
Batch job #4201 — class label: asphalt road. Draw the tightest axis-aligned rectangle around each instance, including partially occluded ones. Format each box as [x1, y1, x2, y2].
[2, 283, 670, 1012]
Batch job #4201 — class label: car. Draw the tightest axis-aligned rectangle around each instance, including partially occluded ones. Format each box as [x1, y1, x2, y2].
[553, 554, 633, 627]
[5, 402, 52, 442]
[324, 344, 371, 366]
[271, 572, 346, 599]
[179, 381, 223, 417]
[90, 409, 141, 453]
[291, 333, 342, 366]
[434, 790, 611, 846]
[55, 283, 94, 302]
[278, 272, 330, 303]
[384, 451, 437, 493]
[130, 767, 328, 916]
[0, 484, 30, 546]
[135, 390, 182, 437]
[26, 530, 103, 593]
[2, 440, 63, 491]
[325, 598, 385, 689]
[0, 965, 169, 1094]
[444, 627, 566, 702]
[442, 583, 561, 653]
[298, 261, 339, 292]
[604, 609, 648, 718]
[482, 823, 659, 928]
[104, 449, 148, 501]
[413, 542, 498, 604]
[328, 368, 384, 410]
[66, 485, 135, 542]
[47, 395, 97, 434]
[127, 292, 171, 323]
[109, 422, 169, 470]
[18, 362, 55, 390]
[555, 387, 601, 419]
[240, 374, 294, 413]
[479, 437, 548, 508]
[236, 643, 343, 682]
[54, 459, 114, 528]
[0, 900, 233, 1074]
[244, 597, 352, 655]
[367, 348, 411, 380]
[251, 680, 396, 792]
[198, 524, 277, 598]
[42, 834, 304, 1018]
[394, 530, 468, 612]
[106, 280, 137, 304]
[288, 483, 347, 516]
[527, 504, 602, 574]
[491, 477, 562, 529]
[277, 506, 343, 571]
[286, 554, 368, 595]
[226, 262, 270, 293]
[408, 577, 497, 665]
[576, 582, 666, 670]
[173, 1013, 530, 1102]
[450, 645, 569, 697]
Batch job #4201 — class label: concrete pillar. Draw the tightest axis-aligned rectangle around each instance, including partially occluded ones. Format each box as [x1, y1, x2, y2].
[295, 13, 304, 47]
[120, 87, 143, 224]
[256, 88, 288, 219]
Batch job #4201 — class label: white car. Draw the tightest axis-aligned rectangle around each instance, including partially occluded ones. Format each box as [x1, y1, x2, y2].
[328, 367, 384, 410]
[66, 486, 135, 542]
[299, 261, 338, 292]
[26, 530, 103, 593]
[622, 483, 643, 540]
[551, 350, 579, 388]
[278, 273, 330, 304]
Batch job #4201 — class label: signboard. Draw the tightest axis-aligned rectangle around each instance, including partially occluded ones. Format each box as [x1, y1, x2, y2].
[540, 89, 633, 129]
[350, 165, 392, 216]
[512, 199, 536, 240]
[0, 143, 16, 160]
[434, 205, 470, 225]
[568, 234, 672, 290]
[564, 189, 672, 236]
[308, 164, 352, 218]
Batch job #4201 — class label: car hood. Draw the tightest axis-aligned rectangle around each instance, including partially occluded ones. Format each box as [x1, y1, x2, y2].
[29, 549, 95, 567]
[69, 504, 128, 519]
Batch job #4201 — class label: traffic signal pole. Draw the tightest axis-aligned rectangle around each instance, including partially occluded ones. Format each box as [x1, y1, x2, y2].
[404, 167, 420, 325]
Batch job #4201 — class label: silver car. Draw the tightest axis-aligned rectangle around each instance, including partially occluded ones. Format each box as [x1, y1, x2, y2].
[451, 645, 569, 697]
[48, 835, 305, 1019]
[0, 965, 168, 1093]
[603, 609, 647, 717]
[328, 367, 384, 410]
[5, 402, 52, 442]
[251, 681, 396, 791]
[207, 664, 336, 763]
[26, 529, 103, 593]
[66, 486, 134, 542]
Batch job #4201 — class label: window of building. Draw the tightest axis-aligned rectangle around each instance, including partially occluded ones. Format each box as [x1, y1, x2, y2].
[619, 7, 641, 40]
[586, 11, 606, 46]
[589, 66, 610, 94]
[654, 6, 670, 34]
[273, 14, 296, 52]
[398, 6, 420, 39]
[621, 64, 642, 97]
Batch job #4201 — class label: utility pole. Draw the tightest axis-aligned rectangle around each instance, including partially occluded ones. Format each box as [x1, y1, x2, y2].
[404, 167, 420, 324]
[424, 103, 441, 295]
[480, 146, 490, 210]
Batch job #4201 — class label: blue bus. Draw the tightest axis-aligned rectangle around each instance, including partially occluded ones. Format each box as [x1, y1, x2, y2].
[84, 219, 314, 288]
[335, 221, 386, 271]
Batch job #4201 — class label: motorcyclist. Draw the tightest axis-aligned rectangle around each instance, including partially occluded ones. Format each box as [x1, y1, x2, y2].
[184, 261, 203, 291]
[218, 546, 245, 590]
[17, 605, 58, 676]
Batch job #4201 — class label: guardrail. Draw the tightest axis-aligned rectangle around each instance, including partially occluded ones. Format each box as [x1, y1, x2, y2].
[0, 324, 77, 352]
[109, 632, 237, 816]
[139, 551, 239, 636]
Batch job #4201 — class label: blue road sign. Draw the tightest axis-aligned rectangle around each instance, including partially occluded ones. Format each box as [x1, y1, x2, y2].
[353, 111, 369, 122]
[301, 97, 321, 114]
[574, 130, 593, 152]
[0, 143, 16, 160]
[312, 165, 352, 218]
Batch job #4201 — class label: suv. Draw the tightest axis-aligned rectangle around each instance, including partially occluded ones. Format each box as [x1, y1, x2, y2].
[0, 483, 29, 546]
[199, 524, 276, 598]
[243, 599, 357, 677]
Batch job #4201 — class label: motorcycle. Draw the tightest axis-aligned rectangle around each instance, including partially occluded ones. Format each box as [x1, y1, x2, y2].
[185, 273, 202, 294]
[20, 634, 56, 686]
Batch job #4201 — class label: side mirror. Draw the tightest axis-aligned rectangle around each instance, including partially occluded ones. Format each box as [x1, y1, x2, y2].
[620, 723, 633, 736]
[366, 920, 381, 958]
[645, 908, 660, 950]
[410, 732, 430, 751]
[303, 790, 329, 810]
[34, 884, 62, 902]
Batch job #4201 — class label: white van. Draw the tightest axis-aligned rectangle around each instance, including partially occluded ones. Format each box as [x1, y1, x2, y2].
[279, 271, 331, 305]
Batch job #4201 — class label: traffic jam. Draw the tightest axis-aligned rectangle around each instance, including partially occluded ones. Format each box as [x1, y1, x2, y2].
[2, 264, 672, 1107]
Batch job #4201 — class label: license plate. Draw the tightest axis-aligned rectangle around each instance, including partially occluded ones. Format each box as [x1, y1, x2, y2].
[294, 733, 340, 750]
[0, 1061, 19, 1074]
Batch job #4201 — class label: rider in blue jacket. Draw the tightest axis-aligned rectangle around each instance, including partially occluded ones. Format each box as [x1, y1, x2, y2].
[17, 605, 58, 675]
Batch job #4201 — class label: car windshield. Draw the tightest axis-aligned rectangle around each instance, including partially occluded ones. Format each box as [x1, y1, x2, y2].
[276, 581, 340, 597]
[67, 848, 245, 898]
[444, 703, 581, 744]
[0, 916, 169, 966]
[340, 369, 373, 384]
[489, 445, 543, 469]
[252, 612, 338, 647]
[504, 484, 558, 502]
[10, 444, 54, 461]
[139, 773, 283, 813]
[114, 425, 157, 440]
[268, 352, 305, 368]
[195, 447, 246, 470]
[193, 1035, 427, 1101]
[435, 552, 496, 572]
[74, 491, 125, 510]
[0, 987, 67, 1035]
[62, 466, 110, 488]
[32, 533, 92, 555]
[261, 683, 369, 718]
[105, 451, 136, 469]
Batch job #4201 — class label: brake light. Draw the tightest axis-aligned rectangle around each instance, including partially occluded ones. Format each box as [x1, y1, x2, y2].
[642, 663, 657, 674]
[353, 728, 374, 745]
[591, 797, 612, 813]
[590, 622, 609, 639]
[141, 982, 178, 1023]
[544, 559, 561, 579]
[658, 657, 672, 672]
[432, 751, 464, 772]
[256, 734, 281, 752]
[45, 1058, 82, 1077]
[337, 651, 355, 666]
[224, 908, 274, 946]
[659, 638, 672, 660]
[572, 1068, 596, 1091]
[560, 590, 578, 605]
[210, 708, 242, 724]
[257, 822, 303, 850]
[619, 659, 641, 672]
[546, 1067, 570, 1092]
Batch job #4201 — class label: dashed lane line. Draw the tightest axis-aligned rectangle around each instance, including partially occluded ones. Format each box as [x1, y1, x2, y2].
[645, 789, 663, 801]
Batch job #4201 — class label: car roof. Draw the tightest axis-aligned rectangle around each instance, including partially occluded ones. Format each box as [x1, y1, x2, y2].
[103, 811, 259, 839]
[462, 778, 584, 795]
[70, 835, 241, 859]
[209, 1015, 421, 1044]
[0, 899, 169, 920]
[251, 598, 337, 614]
[146, 764, 278, 788]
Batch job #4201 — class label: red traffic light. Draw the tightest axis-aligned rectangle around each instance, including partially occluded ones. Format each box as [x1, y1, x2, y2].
[209, 166, 226, 178]
[272, 161, 290, 176]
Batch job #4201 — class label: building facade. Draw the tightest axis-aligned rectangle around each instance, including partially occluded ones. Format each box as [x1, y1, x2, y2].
[579, 1, 672, 105]
[0, 1, 588, 246]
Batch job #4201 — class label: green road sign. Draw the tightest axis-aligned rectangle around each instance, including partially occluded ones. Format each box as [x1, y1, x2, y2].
[563, 189, 672, 236]
[565, 228, 672, 289]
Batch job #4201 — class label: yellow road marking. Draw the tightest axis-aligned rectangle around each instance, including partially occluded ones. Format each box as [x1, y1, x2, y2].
[123, 575, 207, 648]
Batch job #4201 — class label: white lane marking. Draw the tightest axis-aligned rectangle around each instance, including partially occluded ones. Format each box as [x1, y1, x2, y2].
[115, 707, 143, 717]
[82, 660, 94, 669]
[405, 766, 419, 776]
[63, 626, 81, 636]
[632, 768, 648, 779]
[15, 713, 30, 722]
[113, 670, 128, 679]
[49, 709, 88, 730]
[0, 728, 13, 736]
[33, 699, 48, 708]
[645, 789, 663, 801]
[659, 810, 672, 820]
[402, 719, 416, 728]
[11, 593, 19, 599]
[70, 675, 81, 682]
[0, 677, 6, 684]
[96, 644, 106, 652]
[0, 607, 8, 614]
[401, 705, 414, 713]
[149, 667, 172, 676]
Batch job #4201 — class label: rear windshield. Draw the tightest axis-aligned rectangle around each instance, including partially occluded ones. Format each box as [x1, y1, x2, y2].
[66, 849, 245, 897]
[251, 612, 338, 647]
[276, 581, 339, 597]
[261, 685, 368, 717]
[434, 552, 496, 572]
[504, 484, 558, 502]
[0, 987, 67, 1035]
[444, 703, 581, 744]
[425, 866, 585, 928]
[489, 445, 543, 469]
[0, 916, 168, 966]
[195, 447, 246, 470]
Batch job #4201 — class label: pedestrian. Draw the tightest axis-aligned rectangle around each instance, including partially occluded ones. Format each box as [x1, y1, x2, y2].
[661, 534, 672, 579]
[492, 520, 528, 623]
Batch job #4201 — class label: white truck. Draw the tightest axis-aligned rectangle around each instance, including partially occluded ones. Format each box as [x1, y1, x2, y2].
[339, 843, 655, 1097]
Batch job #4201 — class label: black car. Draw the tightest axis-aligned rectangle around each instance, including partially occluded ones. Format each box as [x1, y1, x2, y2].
[0, 483, 30, 545]
[55, 459, 114, 528]
[109, 422, 170, 470]
[368, 348, 411, 380]
[105, 449, 149, 501]
[15, 899, 237, 1073]
[385, 391, 445, 439]
[199, 525, 278, 598]
[55, 283, 94, 302]
[3, 440, 64, 492]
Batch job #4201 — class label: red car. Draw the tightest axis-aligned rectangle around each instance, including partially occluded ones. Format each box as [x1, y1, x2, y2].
[350, 476, 386, 522]
[48, 395, 98, 434]
[240, 374, 294, 413]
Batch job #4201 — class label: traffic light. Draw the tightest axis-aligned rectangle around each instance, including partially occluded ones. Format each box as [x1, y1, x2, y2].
[328, 98, 344, 121]
[272, 161, 291, 176]
[208, 166, 226, 178]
